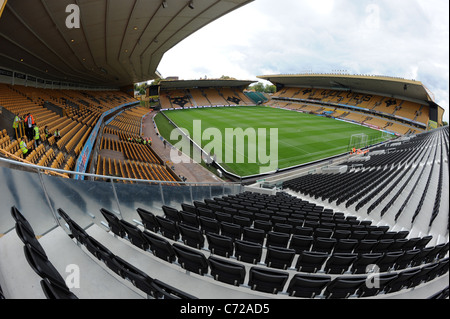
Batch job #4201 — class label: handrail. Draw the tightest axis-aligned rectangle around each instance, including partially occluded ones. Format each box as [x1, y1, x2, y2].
[0, 148, 69, 179]
[0, 155, 240, 186]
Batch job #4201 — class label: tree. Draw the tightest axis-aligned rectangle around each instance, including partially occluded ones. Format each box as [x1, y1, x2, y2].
[134, 82, 147, 95]
[248, 82, 276, 94]
[220, 75, 236, 80]
[264, 85, 276, 94]
[150, 78, 162, 86]
[250, 82, 265, 92]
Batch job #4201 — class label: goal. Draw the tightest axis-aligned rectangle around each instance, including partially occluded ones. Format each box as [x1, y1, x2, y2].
[348, 133, 369, 151]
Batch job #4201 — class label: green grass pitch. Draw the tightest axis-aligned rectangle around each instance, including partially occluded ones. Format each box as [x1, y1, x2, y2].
[155, 106, 389, 177]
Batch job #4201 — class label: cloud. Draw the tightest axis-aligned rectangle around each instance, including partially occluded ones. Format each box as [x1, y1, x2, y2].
[158, 0, 449, 121]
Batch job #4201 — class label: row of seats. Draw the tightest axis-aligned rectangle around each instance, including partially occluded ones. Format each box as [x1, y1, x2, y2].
[269, 86, 429, 127]
[157, 203, 435, 252]
[95, 207, 449, 298]
[1, 83, 141, 173]
[57, 208, 198, 299]
[137, 206, 448, 272]
[95, 156, 178, 183]
[100, 137, 161, 164]
[98, 105, 179, 182]
[283, 127, 447, 227]
[10, 207, 78, 300]
[160, 87, 253, 109]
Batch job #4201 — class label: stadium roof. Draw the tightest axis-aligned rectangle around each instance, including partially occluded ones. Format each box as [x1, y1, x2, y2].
[258, 74, 436, 104]
[0, 0, 253, 88]
[160, 78, 256, 90]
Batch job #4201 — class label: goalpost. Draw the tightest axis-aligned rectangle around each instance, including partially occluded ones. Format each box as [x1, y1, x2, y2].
[348, 133, 369, 151]
[348, 131, 393, 152]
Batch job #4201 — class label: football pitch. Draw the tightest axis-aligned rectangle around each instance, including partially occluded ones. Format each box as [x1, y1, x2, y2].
[156, 106, 390, 177]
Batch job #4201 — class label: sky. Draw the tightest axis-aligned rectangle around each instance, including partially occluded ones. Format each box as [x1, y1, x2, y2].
[157, 0, 449, 122]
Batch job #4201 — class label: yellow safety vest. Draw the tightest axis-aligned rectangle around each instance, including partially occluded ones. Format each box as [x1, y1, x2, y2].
[13, 116, 20, 129]
[20, 141, 28, 155]
[34, 127, 40, 140]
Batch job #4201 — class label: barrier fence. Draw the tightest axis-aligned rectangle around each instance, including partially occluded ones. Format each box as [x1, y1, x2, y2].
[0, 156, 243, 237]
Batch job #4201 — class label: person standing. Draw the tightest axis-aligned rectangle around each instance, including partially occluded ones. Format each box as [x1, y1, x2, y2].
[19, 138, 29, 157]
[44, 126, 52, 139]
[54, 128, 61, 142]
[33, 125, 41, 148]
[12, 113, 22, 140]
[24, 113, 35, 140]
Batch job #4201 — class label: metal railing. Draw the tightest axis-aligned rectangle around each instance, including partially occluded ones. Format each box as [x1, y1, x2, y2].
[0, 156, 243, 237]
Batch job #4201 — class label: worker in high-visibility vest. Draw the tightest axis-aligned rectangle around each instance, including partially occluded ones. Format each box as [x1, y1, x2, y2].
[33, 125, 41, 148]
[44, 126, 52, 139]
[54, 128, 61, 142]
[24, 113, 35, 140]
[12, 114, 22, 140]
[20, 138, 29, 156]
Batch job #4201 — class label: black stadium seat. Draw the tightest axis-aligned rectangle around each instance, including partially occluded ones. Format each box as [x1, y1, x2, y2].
[287, 274, 332, 298]
[11, 206, 34, 234]
[100, 208, 126, 238]
[394, 249, 421, 270]
[220, 222, 242, 241]
[264, 246, 296, 270]
[40, 278, 78, 300]
[173, 243, 209, 276]
[181, 203, 198, 215]
[351, 253, 384, 274]
[198, 216, 220, 235]
[113, 255, 155, 296]
[178, 223, 205, 249]
[142, 231, 176, 263]
[324, 253, 358, 274]
[23, 244, 67, 289]
[253, 220, 273, 233]
[137, 208, 160, 232]
[334, 238, 358, 253]
[85, 236, 124, 277]
[119, 219, 149, 250]
[323, 276, 367, 299]
[289, 235, 313, 253]
[234, 240, 263, 264]
[266, 231, 290, 248]
[358, 273, 399, 297]
[155, 216, 180, 241]
[15, 222, 48, 258]
[208, 256, 246, 287]
[295, 251, 329, 273]
[179, 211, 200, 228]
[242, 227, 266, 245]
[162, 205, 181, 223]
[206, 233, 235, 258]
[248, 267, 289, 294]
[150, 279, 198, 299]
[385, 268, 422, 293]
[56, 208, 72, 227]
[311, 237, 336, 253]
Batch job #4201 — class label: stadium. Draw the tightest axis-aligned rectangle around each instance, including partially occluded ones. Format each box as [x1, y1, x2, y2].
[0, 0, 448, 304]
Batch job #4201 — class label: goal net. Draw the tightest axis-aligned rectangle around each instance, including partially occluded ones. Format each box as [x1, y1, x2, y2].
[348, 133, 369, 151]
